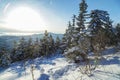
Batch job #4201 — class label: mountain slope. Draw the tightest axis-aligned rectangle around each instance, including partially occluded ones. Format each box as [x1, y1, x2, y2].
[0, 48, 120, 80]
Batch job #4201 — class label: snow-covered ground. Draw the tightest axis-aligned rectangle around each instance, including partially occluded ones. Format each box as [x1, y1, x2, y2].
[0, 48, 120, 80]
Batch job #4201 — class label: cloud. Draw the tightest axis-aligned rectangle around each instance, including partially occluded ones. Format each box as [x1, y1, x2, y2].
[3, 3, 11, 14]
[0, 25, 18, 32]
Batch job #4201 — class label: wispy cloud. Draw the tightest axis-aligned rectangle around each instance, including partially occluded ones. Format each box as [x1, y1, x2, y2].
[3, 3, 11, 13]
[0, 24, 18, 32]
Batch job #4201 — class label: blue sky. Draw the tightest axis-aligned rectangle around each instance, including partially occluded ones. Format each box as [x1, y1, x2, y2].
[0, 0, 120, 33]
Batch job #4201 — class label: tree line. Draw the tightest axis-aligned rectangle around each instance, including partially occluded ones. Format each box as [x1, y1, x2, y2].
[0, 30, 61, 67]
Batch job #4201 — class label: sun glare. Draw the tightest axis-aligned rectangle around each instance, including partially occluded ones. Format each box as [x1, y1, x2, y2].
[4, 6, 46, 32]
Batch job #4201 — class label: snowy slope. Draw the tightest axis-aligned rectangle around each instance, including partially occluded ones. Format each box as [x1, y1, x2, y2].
[0, 50, 120, 80]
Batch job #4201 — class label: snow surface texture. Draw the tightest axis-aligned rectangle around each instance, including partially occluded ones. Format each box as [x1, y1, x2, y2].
[0, 48, 120, 80]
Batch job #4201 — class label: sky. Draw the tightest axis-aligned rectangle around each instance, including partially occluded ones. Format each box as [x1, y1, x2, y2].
[0, 0, 120, 33]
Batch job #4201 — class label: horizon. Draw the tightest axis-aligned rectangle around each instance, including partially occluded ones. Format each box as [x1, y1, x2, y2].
[0, 0, 120, 34]
[0, 31, 63, 36]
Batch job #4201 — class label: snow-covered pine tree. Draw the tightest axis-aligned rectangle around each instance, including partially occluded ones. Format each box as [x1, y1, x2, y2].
[66, 21, 73, 48]
[89, 10, 114, 48]
[39, 39, 44, 56]
[70, 15, 78, 47]
[88, 10, 115, 55]
[62, 21, 73, 51]
[42, 30, 50, 56]
[65, 0, 90, 62]
[63, 0, 89, 64]
[55, 36, 60, 49]
[0, 48, 11, 67]
[26, 37, 34, 59]
[76, 0, 88, 32]
[34, 38, 40, 57]
[17, 37, 27, 60]
[72, 15, 76, 27]
[11, 40, 18, 62]
[49, 34, 55, 54]
[116, 23, 120, 43]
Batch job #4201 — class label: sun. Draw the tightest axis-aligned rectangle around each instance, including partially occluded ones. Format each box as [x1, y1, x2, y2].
[4, 6, 46, 32]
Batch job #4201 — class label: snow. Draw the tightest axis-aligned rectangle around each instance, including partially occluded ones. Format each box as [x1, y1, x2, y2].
[64, 46, 79, 55]
[0, 49, 120, 80]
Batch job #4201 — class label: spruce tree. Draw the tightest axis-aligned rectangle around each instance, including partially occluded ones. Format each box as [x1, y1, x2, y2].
[71, 15, 79, 47]
[0, 48, 11, 67]
[77, 0, 88, 31]
[17, 37, 27, 60]
[89, 10, 113, 34]
[116, 23, 120, 43]
[26, 37, 34, 59]
[89, 10, 115, 54]
[64, 0, 89, 63]
[49, 34, 55, 54]
[63, 21, 72, 49]
[55, 36, 60, 49]
[39, 39, 44, 56]
[42, 30, 49, 56]
[11, 40, 18, 62]
[72, 15, 76, 27]
[34, 38, 40, 57]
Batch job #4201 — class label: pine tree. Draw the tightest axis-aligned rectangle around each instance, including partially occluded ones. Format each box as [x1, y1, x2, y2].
[26, 37, 34, 59]
[71, 15, 79, 47]
[44, 30, 49, 37]
[35, 37, 39, 45]
[116, 23, 120, 43]
[63, 2, 93, 72]
[88, 10, 115, 54]
[55, 36, 60, 49]
[67, 21, 73, 48]
[11, 40, 18, 62]
[42, 30, 50, 56]
[17, 37, 27, 60]
[34, 38, 40, 57]
[89, 10, 113, 34]
[62, 21, 72, 49]
[77, 0, 88, 31]
[49, 34, 55, 54]
[0, 48, 11, 67]
[39, 39, 44, 56]
[72, 15, 76, 27]
[64, 0, 89, 63]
